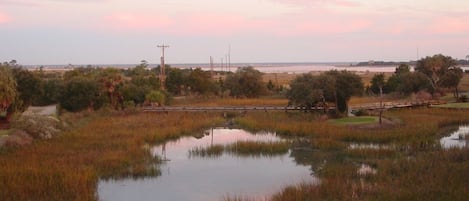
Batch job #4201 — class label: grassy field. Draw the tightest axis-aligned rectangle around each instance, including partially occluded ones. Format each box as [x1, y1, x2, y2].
[0, 112, 223, 201]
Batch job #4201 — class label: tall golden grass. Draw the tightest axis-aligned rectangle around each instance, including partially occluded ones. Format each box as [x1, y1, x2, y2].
[0, 112, 223, 201]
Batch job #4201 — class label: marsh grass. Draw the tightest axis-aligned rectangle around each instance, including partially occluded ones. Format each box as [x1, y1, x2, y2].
[237, 109, 469, 145]
[226, 108, 469, 201]
[189, 145, 224, 158]
[226, 141, 290, 156]
[189, 141, 290, 158]
[330, 116, 378, 125]
[0, 112, 223, 201]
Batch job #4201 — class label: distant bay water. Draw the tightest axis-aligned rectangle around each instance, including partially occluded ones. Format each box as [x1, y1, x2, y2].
[27, 62, 469, 74]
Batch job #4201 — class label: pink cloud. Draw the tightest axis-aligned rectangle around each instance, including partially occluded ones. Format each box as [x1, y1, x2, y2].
[170, 13, 286, 37]
[171, 13, 249, 36]
[104, 13, 173, 30]
[428, 16, 469, 34]
[293, 19, 372, 35]
[271, 0, 361, 7]
[0, 12, 10, 24]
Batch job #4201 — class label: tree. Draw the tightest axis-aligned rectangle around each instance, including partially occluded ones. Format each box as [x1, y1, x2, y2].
[33, 78, 64, 106]
[145, 90, 165, 107]
[0, 61, 44, 121]
[439, 67, 464, 99]
[97, 68, 124, 109]
[398, 72, 432, 95]
[10, 67, 44, 110]
[325, 70, 364, 114]
[0, 65, 17, 120]
[395, 64, 411, 75]
[225, 67, 267, 98]
[286, 74, 319, 111]
[59, 77, 104, 112]
[120, 83, 147, 106]
[369, 73, 386, 94]
[187, 68, 217, 96]
[415, 54, 460, 92]
[386, 63, 434, 96]
[165, 67, 186, 95]
[287, 70, 363, 114]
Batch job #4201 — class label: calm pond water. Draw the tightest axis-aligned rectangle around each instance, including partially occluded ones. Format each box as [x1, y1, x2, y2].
[98, 128, 316, 201]
[440, 125, 469, 149]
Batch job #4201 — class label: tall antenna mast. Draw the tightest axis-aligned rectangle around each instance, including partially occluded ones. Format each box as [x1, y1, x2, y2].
[221, 58, 224, 73]
[228, 44, 231, 72]
[157, 44, 169, 90]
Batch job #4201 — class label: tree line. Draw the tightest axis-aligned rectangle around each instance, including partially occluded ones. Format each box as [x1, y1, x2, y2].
[0, 60, 270, 122]
[286, 54, 465, 114]
[1, 54, 466, 122]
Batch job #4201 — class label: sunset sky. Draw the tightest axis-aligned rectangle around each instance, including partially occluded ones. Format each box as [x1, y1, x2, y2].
[1, 0, 468, 65]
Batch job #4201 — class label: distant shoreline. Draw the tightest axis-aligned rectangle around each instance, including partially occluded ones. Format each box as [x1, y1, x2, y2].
[24, 62, 469, 74]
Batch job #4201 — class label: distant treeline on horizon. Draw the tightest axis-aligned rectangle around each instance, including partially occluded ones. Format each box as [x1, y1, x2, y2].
[355, 59, 469, 67]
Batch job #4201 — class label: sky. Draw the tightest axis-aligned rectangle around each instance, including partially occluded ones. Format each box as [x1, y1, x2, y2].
[0, 0, 469, 65]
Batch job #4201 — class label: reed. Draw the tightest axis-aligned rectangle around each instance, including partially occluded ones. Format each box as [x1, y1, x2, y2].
[0, 112, 223, 201]
[226, 141, 290, 156]
[189, 145, 224, 158]
[189, 141, 290, 158]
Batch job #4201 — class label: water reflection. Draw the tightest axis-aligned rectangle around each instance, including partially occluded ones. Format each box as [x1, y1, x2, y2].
[98, 128, 316, 201]
[440, 125, 469, 149]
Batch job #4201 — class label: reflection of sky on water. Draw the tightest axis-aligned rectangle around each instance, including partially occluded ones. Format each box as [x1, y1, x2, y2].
[98, 129, 316, 201]
[440, 126, 469, 149]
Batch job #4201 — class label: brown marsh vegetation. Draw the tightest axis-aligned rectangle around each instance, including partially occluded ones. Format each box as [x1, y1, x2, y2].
[231, 108, 469, 201]
[0, 112, 223, 201]
[2, 107, 469, 201]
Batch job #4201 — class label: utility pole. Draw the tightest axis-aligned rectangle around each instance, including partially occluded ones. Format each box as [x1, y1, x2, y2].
[379, 86, 383, 125]
[210, 56, 214, 78]
[157, 44, 169, 90]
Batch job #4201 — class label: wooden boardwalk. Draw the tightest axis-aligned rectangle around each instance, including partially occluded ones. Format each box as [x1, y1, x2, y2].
[143, 101, 436, 113]
[143, 106, 330, 112]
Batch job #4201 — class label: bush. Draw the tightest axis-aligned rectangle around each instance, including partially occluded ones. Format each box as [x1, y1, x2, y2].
[11, 114, 61, 139]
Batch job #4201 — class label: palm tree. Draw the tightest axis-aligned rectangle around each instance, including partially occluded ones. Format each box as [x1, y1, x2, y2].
[0, 66, 17, 121]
